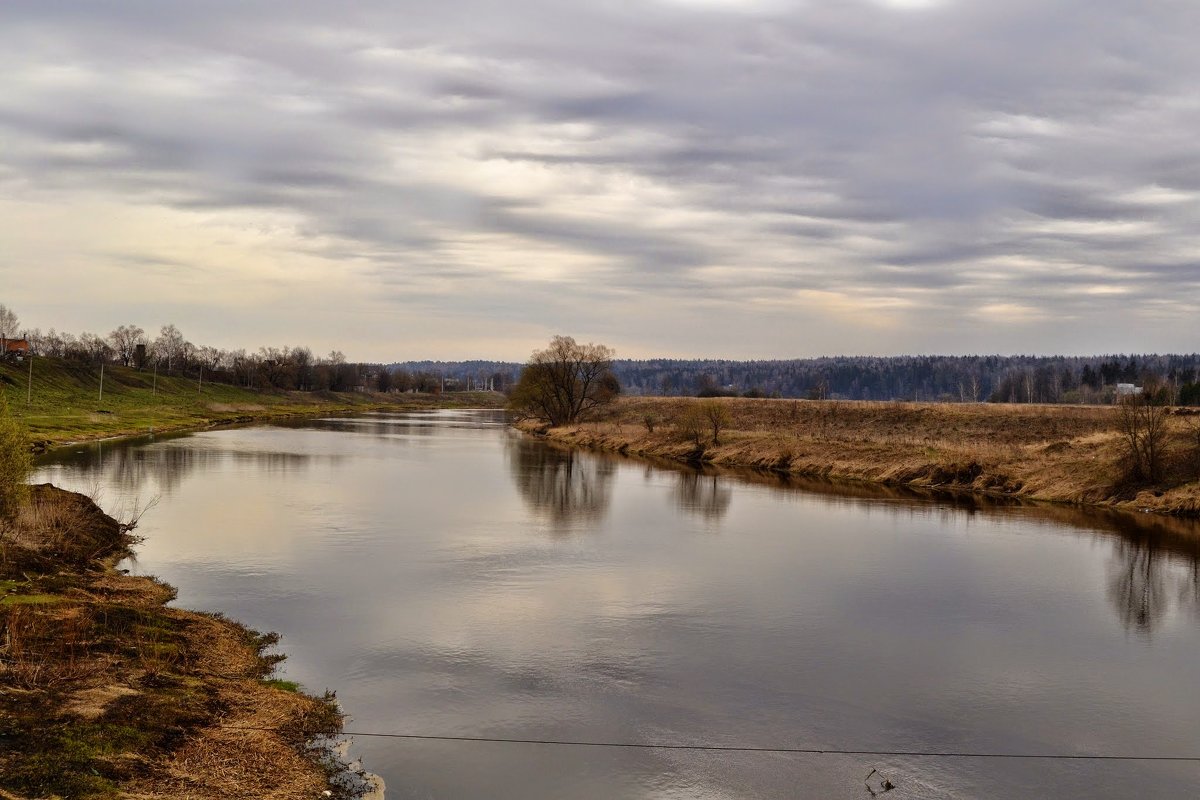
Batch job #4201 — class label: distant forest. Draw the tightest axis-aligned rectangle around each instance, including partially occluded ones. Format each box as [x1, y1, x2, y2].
[390, 354, 1200, 405]
[8, 301, 1199, 405]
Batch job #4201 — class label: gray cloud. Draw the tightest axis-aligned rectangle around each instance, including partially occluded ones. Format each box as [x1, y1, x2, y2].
[2, 0, 1199, 358]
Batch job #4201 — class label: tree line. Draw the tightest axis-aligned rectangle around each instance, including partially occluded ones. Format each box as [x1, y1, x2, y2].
[394, 353, 1200, 405]
[1, 305, 448, 394]
[8, 299, 1199, 405]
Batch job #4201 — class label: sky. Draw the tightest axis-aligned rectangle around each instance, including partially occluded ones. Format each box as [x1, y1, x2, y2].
[1, 0, 1198, 362]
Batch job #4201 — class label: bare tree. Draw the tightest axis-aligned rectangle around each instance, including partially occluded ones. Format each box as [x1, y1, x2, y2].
[508, 336, 619, 426]
[108, 324, 146, 366]
[0, 304, 19, 340]
[291, 346, 314, 390]
[325, 350, 351, 391]
[41, 328, 69, 357]
[699, 399, 732, 444]
[1115, 394, 1169, 483]
[78, 332, 112, 364]
[196, 345, 224, 372]
[154, 324, 187, 371]
[228, 349, 257, 387]
[21, 328, 44, 356]
[676, 405, 707, 445]
[1184, 419, 1200, 481]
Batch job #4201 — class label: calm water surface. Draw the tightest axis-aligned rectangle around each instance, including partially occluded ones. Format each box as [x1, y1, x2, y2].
[34, 410, 1200, 799]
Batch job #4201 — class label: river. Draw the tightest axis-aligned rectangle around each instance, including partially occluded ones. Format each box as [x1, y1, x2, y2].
[34, 409, 1200, 799]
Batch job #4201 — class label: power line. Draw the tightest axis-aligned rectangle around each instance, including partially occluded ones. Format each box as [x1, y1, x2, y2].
[217, 726, 1200, 762]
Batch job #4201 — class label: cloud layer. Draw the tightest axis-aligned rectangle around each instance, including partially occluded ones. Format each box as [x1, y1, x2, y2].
[2, 0, 1198, 358]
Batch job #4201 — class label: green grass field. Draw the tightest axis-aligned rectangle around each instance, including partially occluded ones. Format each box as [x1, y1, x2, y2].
[0, 357, 502, 448]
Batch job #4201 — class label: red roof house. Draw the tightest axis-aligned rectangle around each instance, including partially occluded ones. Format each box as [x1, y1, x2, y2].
[2, 338, 29, 357]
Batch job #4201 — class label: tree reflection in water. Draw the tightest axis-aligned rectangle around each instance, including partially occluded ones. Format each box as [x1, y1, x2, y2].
[1108, 536, 1171, 633]
[729, 470, 1200, 636]
[506, 437, 615, 533]
[672, 471, 732, 522]
[38, 434, 329, 497]
[1104, 514, 1200, 636]
[43, 425, 1200, 636]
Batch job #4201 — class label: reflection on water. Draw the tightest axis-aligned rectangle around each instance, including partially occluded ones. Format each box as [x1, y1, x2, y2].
[671, 470, 732, 522]
[39, 433, 337, 496]
[1109, 535, 1171, 633]
[1101, 513, 1200, 635]
[691, 467, 1200, 636]
[32, 411, 1200, 800]
[506, 438, 733, 528]
[506, 436, 615, 532]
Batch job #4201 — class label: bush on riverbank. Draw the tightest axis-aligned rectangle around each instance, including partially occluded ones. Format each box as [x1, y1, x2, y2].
[0, 391, 31, 515]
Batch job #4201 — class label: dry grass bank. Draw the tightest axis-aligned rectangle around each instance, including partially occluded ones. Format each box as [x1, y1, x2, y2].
[0, 485, 354, 799]
[521, 397, 1200, 516]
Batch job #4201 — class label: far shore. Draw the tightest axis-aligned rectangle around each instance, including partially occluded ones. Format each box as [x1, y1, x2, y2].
[1, 354, 506, 453]
[518, 396, 1200, 517]
[30, 391, 506, 454]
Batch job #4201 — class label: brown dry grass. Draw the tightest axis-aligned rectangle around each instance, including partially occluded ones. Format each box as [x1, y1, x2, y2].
[525, 397, 1200, 516]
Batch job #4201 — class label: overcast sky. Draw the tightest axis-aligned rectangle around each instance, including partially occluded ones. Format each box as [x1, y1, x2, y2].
[2, 1, 1198, 361]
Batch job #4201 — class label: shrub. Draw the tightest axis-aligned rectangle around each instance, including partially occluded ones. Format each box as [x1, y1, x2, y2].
[0, 391, 31, 516]
[1114, 394, 1168, 484]
[676, 406, 707, 445]
[676, 400, 733, 445]
[699, 399, 732, 444]
[1185, 420, 1200, 481]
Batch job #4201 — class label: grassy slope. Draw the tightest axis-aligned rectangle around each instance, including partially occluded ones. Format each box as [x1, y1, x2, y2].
[523, 396, 1200, 516]
[0, 486, 352, 799]
[0, 357, 502, 448]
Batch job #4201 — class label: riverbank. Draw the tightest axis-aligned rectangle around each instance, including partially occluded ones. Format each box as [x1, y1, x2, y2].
[519, 396, 1200, 516]
[1, 356, 503, 451]
[0, 484, 357, 799]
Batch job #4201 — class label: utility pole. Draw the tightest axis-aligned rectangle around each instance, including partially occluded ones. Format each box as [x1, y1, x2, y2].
[153, 362, 158, 396]
[26, 354, 33, 405]
[198, 365, 203, 394]
[99, 362, 104, 402]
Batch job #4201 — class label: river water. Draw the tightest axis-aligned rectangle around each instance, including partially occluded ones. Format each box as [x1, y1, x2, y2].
[34, 410, 1200, 799]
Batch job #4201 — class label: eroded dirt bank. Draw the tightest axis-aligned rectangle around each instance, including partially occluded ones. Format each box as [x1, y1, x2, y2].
[0, 485, 354, 799]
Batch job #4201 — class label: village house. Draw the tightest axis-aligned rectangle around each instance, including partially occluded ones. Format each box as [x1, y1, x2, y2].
[1, 337, 29, 360]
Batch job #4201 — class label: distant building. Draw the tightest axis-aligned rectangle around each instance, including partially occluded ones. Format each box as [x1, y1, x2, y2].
[1, 338, 29, 359]
[1115, 383, 1142, 397]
